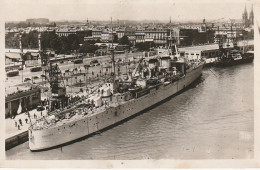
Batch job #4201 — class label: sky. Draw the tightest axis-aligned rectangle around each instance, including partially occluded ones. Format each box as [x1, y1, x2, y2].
[0, 0, 256, 22]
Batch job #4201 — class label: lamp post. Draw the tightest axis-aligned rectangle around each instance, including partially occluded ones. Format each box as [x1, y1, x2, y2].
[21, 61, 24, 83]
[70, 74, 72, 93]
[19, 33, 24, 83]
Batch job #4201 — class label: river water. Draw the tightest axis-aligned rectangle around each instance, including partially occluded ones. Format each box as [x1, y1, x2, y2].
[6, 63, 254, 160]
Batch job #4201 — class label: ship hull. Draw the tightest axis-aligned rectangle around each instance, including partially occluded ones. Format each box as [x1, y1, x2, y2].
[29, 63, 204, 151]
[215, 57, 254, 67]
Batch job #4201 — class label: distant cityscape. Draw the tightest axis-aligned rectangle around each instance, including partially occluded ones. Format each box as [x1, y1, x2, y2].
[5, 5, 254, 52]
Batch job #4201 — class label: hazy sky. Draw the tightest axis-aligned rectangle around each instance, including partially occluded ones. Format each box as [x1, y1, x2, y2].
[1, 0, 255, 22]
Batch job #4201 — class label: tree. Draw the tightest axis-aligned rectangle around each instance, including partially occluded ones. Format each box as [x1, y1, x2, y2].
[5, 32, 19, 48]
[78, 42, 98, 54]
[120, 35, 130, 45]
[59, 36, 70, 54]
[67, 34, 80, 52]
[41, 31, 60, 51]
[135, 42, 154, 51]
[76, 31, 91, 44]
[113, 34, 119, 43]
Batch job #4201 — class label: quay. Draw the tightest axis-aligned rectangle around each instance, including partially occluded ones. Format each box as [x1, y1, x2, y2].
[179, 40, 254, 60]
[5, 109, 48, 150]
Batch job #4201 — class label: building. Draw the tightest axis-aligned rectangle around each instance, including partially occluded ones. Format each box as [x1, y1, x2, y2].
[84, 36, 94, 41]
[124, 27, 136, 45]
[5, 49, 41, 67]
[92, 29, 102, 39]
[94, 43, 119, 48]
[135, 29, 145, 43]
[101, 31, 113, 42]
[200, 19, 207, 32]
[5, 53, 21, 64]
[56, 29, 77, 37]
[214, 27, 243, 43]
[177, 28, 214, 46]
[144, 28, 170, 47]
[5, 86, 41, 118]
[179, 44, 221, 61]
[116, 28, 125, 39]
[25, 18, 49, 24]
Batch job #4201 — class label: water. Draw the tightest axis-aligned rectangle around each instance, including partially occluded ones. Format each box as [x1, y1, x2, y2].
[6, 63, 254, 160]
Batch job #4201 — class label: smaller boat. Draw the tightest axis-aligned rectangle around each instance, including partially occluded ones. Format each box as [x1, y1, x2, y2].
[215, 26, 254, 67]
[6, 70, 19, 77]
[215, 49, 254, 67]
[30, 66, 42, 72]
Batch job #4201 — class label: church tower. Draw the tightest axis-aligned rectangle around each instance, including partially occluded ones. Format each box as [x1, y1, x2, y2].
[249, 5, 254, 25]
[242, 4, 248, 26]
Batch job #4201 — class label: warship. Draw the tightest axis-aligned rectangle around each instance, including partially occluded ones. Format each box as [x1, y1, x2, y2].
[28, 32, 204, 150]
[28, 47, 204, 151]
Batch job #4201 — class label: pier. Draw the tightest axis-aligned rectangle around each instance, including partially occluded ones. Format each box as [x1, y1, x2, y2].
[5, 109, 48, 150]
[178, 40, 254, 60]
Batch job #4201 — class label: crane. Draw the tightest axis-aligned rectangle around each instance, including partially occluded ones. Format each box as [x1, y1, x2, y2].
[132, 58, 144, 78]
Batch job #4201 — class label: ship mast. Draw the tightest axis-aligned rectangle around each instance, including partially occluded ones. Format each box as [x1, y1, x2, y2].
[110, 17, 117, 92]
[168, 29, 173, 55]
[217, 26, 224, 50]
[48, 62, 67, 111]
[230, 24, 238, 49]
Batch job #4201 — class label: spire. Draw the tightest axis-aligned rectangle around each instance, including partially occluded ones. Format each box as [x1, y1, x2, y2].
[242, 3, 248, 26]
[250, 4, 253, 14]
[249, 4, 254, 25]
[170, 16, 171, 24]
[244, 4, 247, 14]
